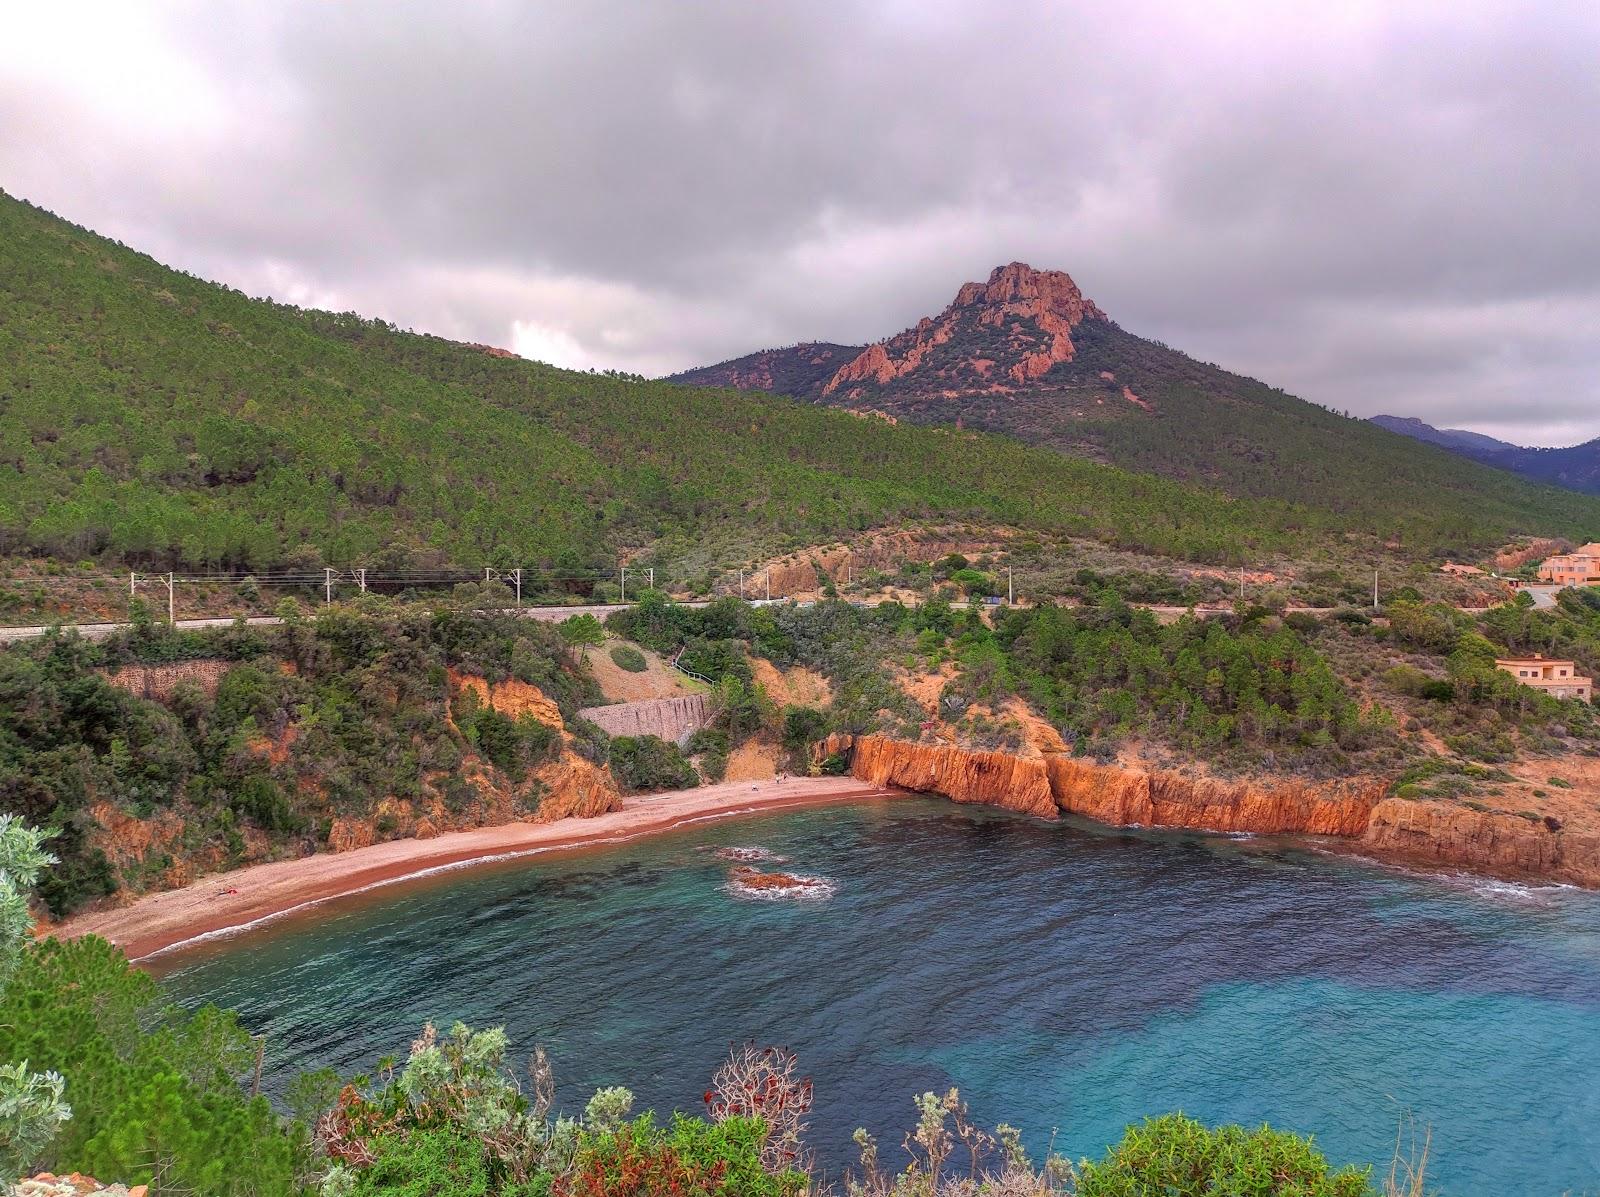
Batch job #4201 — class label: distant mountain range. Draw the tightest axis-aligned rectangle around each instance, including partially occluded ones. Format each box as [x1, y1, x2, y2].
[1371, 415, 1600, 496]
[669, 263, 1600, 538]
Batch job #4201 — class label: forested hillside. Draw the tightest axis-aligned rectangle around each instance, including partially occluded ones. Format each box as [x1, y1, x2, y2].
[670, 265, 1600, 548]
[3, 192, 1597, 579]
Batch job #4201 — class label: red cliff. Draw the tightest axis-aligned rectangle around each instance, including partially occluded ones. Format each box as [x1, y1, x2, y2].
[1044, 755, 1380, 836]
[845, 734, 1058, 818]
[826, 735, 1596, 888]
[1361, 798, 1598, 889]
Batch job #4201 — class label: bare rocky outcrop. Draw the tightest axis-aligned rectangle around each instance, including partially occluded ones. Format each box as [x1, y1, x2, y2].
[530, 753, 622, 822]
[13, 1176, 146, 1197]
[1361, 798, 1598, 889]
[1045, 755, 1381, 837]
[449, 669, 566, 730]
[820, 733, 1597, 888]
[843, 733, 1059, 818]
[824, 263, 1105, 398]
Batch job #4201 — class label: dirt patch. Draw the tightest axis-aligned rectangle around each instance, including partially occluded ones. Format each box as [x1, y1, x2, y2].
[1493, 755, 1600, 836]
[585, 637, 706, 703]
[723, 738, 781, 782]
[750, 657, 832, 708]
[895, 663, 959, 716]
[1000, 698, 1068, 755]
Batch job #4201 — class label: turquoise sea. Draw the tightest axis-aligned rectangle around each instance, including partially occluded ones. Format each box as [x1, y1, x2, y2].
[151, 798, 1600, 1194]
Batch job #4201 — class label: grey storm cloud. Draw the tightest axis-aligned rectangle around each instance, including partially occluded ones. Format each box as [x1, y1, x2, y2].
[3, 0, 1599, 444]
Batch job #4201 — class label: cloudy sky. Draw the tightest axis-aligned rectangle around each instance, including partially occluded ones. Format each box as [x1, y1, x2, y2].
[4, 1, 1597, 444]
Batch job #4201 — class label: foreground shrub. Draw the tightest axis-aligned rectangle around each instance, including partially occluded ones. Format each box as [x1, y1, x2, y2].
[705, 1044, 813, 1173]
[1076, 1114, 1372, 1197]
[343, 1129, 493, 1197]
[558, 1113, 805, 1197]
[0, 934, 308, 1192]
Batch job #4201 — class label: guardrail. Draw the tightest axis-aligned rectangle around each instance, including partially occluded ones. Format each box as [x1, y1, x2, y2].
[668, 647, 717, 686]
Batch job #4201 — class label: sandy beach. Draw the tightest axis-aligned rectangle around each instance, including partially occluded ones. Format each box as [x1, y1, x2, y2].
[53, 777, 901, 962]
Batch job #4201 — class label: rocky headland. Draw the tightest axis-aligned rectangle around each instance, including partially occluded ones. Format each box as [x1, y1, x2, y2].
[822, 733, 1600, 889]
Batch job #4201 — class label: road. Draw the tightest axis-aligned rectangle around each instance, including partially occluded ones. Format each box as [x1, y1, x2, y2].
[0, 592, 1515, 646]
[0, 600, 747, 644]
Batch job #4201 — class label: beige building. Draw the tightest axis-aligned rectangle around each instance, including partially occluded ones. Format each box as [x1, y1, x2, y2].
[1493, 654, 1593, 702]
[1538, 543, 1600, 587]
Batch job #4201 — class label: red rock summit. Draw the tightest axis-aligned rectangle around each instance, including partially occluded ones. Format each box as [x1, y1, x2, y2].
[825, 262, 1106, 397]
[667, 262, 1121, 414]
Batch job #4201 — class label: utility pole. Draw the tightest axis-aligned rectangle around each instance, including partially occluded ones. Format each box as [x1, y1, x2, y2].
[512, 568, 522, 607]
[129, 572, 137, 598]
[324, 568, 335, 604]
[1008, 567, 1014, 605]
[765, 570, 771, 601]
[163, 572, 175, 626]
[738, 569, 745, 599]
[356, 567, 367, 594]
[647, 566, 654, 590]
[1374, 568, 1380, 612]
[620, 565, 627, 604]
[1239, 565, 1246, 600]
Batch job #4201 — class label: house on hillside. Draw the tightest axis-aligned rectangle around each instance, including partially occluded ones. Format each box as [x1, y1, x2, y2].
[1493, 654, 1593, 702]
[1440, 561, 1485, 577]
[1537, 543, 1600, 587]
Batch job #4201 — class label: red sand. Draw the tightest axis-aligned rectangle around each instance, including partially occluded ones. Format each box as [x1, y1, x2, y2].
[52, 778, 899, 961]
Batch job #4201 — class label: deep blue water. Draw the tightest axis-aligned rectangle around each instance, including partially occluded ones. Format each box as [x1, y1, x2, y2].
[151, 798, 1600, 1194]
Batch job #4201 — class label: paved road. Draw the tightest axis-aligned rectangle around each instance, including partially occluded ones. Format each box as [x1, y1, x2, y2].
[0, 593, 1499, 646]
[1524, 585, 1560, 609]
[0, 599, 761, 644]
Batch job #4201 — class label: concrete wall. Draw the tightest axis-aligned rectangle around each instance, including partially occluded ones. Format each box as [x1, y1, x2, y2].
[576, 694, 712, 746]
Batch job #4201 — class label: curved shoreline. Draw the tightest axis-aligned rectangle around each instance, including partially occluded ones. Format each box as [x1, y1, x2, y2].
[51, 778, 900, 961]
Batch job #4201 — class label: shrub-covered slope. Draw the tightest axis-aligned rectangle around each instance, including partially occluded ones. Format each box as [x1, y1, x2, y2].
[3, 192, 1594, 575]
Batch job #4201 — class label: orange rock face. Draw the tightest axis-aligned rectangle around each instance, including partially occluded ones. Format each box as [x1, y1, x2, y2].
[823, 262, 1104, 397]
[846, 734, 1059, 819]
[1361, 798, 1600, 888]
[827, 734, 1596, 888]
[1044, 756, 1380, 837]
[448, 670, 565, 731]
[532, 753, 623, 822]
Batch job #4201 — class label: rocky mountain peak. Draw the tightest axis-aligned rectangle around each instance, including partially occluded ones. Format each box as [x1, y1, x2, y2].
[953, 262, 1103, 319]
[822, 262, 1107, 396]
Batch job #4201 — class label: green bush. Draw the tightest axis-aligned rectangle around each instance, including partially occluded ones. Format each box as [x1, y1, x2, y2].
[0, 935, 309, 1191]
[686, 728, 730, 783]
[609, 644, 648, 673]
[781, 706, 829, 753]
[349, 1129, 493, 1197]
[609, 735, 698, 792]
[1076, 1113, 1372, 1197]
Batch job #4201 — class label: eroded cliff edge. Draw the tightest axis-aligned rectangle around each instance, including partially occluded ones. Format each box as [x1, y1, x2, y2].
[825, 734, 1599, 889]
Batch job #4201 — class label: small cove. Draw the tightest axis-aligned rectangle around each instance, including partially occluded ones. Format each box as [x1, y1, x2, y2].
[152, 798, 1600, 1194]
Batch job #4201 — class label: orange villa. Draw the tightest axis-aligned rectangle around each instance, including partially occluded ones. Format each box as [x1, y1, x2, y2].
[1493, 653, 1593, 702]
[1538, 543, 1600, 587]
